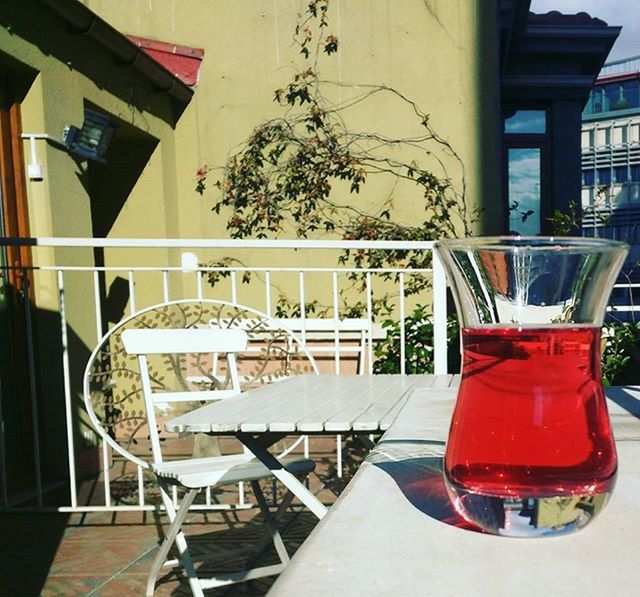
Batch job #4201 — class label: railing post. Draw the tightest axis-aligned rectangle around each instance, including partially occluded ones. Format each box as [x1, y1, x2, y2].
[432, 250, 448, 375]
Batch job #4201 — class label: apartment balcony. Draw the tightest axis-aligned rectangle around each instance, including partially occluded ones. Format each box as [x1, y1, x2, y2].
[0, 237, 448, 594]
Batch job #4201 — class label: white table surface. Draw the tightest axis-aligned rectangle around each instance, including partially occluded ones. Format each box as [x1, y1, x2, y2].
[165, 374, 453, 520]
[269, 381, 640, 596]
[165, 374, 447, 435]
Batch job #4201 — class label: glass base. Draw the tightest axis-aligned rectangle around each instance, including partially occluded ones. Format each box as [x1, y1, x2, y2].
[445, 478, 611, 537]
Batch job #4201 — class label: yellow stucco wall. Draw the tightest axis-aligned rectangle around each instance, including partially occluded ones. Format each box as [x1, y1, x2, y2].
[2, 0, 501, 338]
[82, 0, 500, 242]
[0, 0, 500, 484]
[0, 3, 180, 305]
[0, 1, 183, 475]
[80, 0, 501, 313]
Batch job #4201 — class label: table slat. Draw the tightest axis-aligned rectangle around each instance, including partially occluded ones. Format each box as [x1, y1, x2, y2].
[359, 375, 435, 431]
[165, 376, 311, 432]
[239, 376, 367, 432]
[294, 376, 400, 432]
[323, 376, 408, 432]
[325, 376, 425, 432]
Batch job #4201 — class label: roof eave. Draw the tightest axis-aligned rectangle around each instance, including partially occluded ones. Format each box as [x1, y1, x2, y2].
[40, 0, 193, 107]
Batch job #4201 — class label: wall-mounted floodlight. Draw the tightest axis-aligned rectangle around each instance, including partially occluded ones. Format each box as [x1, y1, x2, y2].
[62, 109, 117, 164]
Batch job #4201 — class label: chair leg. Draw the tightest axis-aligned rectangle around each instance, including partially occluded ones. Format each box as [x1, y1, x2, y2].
[147, 485, 202, 597]
[250, 480, 291, 566]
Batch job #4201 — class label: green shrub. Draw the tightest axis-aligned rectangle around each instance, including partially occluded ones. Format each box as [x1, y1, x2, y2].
[373, 306, 460, 374]
[601, 321, 640, 386]
[372, 306, 640, 386]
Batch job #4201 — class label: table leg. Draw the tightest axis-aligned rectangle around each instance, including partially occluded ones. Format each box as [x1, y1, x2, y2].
[237, 432, 328, 520]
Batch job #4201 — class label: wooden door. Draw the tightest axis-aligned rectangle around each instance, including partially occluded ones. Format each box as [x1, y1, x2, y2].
[0, 72, 34, 493]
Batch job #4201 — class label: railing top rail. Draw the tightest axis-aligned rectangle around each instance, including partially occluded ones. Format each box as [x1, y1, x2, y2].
[603, 54, 640, 68]
[0, 265, 434, 274]
[0, 237, 436, 250]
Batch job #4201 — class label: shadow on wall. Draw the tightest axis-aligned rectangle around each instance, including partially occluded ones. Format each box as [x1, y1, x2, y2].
[80, 103, 160, 238]
[4, 275, 133, 508]
[5, 276, 129, 501]
[31, 305, 96, 486]
[0, 0, 183, 126]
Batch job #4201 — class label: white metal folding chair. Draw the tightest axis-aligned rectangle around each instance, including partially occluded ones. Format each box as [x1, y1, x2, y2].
[88, 324, 314, 596]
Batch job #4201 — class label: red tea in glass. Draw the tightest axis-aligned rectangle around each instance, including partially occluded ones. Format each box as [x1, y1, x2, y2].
[435, 237, 628, 537]
[444, 325, 616, 535]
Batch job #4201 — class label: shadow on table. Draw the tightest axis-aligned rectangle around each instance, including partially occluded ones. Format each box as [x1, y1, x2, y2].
[606, 386, 640, 419]
[367, 439, 479, 532]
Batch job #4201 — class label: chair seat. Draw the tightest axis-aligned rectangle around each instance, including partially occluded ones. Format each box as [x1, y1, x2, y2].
[152, 453, 315, 489]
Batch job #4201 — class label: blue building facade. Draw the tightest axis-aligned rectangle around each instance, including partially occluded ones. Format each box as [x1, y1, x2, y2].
[582, 56, 640, 280]
[582, 56, 640, 310]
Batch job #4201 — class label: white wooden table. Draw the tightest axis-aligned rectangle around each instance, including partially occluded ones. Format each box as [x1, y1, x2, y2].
[165, 374, 440, 519]
[269, 379, 640, 596]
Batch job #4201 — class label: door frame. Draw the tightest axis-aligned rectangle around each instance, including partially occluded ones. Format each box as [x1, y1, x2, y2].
[0, 72, 35, 489]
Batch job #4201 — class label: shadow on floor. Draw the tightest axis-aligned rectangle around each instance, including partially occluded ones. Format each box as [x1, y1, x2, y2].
[0, 512, 70, 596]
[0, 507, 321, 597]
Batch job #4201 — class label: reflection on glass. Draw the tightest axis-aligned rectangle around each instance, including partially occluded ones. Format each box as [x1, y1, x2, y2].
[597, 168, 611, 185]
[504, 110, 546, 134]
[583, 170, 595, 186]
[583, 80, 640, 116]
[508, 148, 541, 235]
[615, 166, 628, 183]
[447, 493, 611, 537]
[623, 80, 640, 108]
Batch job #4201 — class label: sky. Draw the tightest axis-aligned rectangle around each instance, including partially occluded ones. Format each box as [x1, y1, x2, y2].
[530, 0, 640, 62]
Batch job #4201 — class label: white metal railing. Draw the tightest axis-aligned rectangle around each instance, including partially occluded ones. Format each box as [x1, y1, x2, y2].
[599, 55, 640, 79]
[609, 283, 640, 314]
[0, 237, 448, 513]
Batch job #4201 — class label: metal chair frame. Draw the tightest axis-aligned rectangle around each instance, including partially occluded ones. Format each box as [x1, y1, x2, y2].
[83, 300, 318, 596]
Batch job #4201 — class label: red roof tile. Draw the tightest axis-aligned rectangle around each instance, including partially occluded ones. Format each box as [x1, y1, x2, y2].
[126, 34, 204, 87]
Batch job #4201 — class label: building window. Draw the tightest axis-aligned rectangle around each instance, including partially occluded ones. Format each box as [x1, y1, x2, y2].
[587, 88, 605, 114]
[583, 170, 595, 186]
[507, 147, 542, 235]
[503, 108, 549, 234]
[583, 78, 640, 117]
[504, 110, 547, 134]
[615, 166, 628, 183]
[595, 127, 610, 147]
[632, 165, 640, 182]
[597, 168, 611, 185]
[581, 129, 594, 148]
[622, 80, 640, 109]
[612, 126, 627, 145]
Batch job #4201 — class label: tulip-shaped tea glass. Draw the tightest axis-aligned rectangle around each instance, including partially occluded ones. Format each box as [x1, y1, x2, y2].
[435, 236, 628, 537]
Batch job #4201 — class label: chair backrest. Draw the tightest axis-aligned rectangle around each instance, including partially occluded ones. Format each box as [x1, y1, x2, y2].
[207, 316, 384, 375]
[83, 299, 319, 480]
[120, 327, 248, 464]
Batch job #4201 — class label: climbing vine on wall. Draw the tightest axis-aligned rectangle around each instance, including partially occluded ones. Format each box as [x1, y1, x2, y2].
[197, 0, 475, 315]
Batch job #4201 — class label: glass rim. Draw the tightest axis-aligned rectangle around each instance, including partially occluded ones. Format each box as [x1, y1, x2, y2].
[435, 235, 629, 252]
